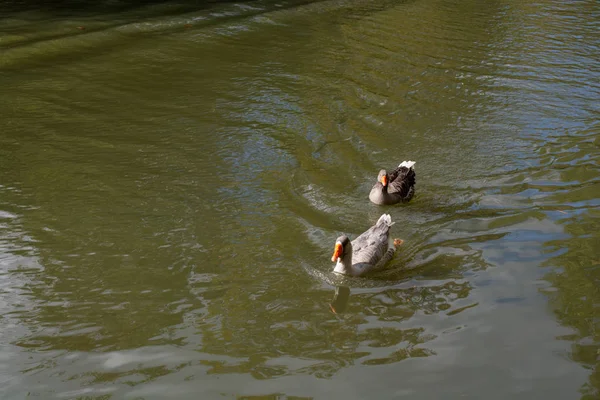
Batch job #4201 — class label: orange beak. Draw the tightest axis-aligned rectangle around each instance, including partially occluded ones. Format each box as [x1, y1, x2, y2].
[380, 175, 388, 187]
[331, 243, 343, 262]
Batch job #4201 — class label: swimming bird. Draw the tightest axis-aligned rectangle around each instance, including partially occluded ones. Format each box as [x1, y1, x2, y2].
[369, 161, 416, 205]
[331, 214, 403, 277]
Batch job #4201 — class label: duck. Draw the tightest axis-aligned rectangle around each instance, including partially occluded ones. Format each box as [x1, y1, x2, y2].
[369, 160, 416, 205]
[331, 214, 403, 277]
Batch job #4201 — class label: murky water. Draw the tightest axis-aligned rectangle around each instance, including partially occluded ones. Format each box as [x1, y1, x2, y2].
[1, 0, 599, 398]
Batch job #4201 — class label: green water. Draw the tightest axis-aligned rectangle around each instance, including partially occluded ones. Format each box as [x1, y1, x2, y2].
[1, 0, 599, 398]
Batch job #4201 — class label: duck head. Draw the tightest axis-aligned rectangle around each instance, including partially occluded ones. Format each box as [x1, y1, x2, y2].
[377, 169, 388, 187]
[331, 235, 351, 262]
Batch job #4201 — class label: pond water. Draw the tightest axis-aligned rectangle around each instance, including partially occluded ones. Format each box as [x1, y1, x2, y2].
[1, 0, 599, 398]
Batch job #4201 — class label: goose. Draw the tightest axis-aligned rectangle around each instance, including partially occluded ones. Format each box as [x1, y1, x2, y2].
[369, 160, 416, 205]
[331, 214, 403, 276]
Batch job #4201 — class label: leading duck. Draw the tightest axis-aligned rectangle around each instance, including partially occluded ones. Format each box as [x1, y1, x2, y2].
[369, 160, 416, 205]
[331, 214, 403, 277]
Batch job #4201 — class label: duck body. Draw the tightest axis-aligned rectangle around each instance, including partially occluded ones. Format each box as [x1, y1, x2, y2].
[331, 214, 403, 277]
[369, 160, 416, 205]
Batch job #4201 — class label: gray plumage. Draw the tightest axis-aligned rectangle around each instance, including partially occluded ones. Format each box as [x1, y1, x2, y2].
[332, 214, 401, 276]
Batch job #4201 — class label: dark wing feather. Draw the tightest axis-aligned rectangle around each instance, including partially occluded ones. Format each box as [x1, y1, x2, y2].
[388, 166, 415, 199]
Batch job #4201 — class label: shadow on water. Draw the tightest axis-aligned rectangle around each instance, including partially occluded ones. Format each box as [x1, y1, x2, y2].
[329, 285, 350, 314]
[0, 0, 322, 71]
[1, 0, 279, 15]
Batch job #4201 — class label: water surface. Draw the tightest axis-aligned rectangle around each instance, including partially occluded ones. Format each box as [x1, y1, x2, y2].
[1, 0, 599, 398]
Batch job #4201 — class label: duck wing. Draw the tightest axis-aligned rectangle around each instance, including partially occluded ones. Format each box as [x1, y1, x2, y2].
[388, 164, 416, 200]
[351, 214, 393, 265]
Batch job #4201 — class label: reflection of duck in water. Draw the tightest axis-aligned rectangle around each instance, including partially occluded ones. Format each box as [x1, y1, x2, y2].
[329, 286, 350, 314]
[369, 161, 416, 205]
[331, 214, 403, 277]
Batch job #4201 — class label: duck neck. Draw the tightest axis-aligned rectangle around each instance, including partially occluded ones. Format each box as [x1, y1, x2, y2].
[333, 243, 353, 275]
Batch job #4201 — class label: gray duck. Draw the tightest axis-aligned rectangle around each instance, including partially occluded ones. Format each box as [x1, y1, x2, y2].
[369, 160, 416, 205]
[331, 214, 403, 277]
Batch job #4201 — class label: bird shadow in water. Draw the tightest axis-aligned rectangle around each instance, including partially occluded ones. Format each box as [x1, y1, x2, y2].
[329, 285, 351, 314]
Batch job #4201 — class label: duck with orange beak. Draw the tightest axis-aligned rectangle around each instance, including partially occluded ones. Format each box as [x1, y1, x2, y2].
[369, 161, 416, 205]
[331, 214, 403, 277]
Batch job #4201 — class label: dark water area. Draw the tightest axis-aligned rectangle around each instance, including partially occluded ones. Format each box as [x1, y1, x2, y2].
[0, 0, 262, 13]
[1, 0, 599, 398]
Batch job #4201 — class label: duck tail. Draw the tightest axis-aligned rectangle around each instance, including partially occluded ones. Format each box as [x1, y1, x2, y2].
[376, 213, 395, 227]
[398, 160, 416, 169]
